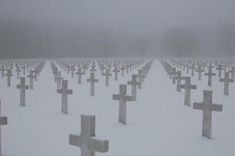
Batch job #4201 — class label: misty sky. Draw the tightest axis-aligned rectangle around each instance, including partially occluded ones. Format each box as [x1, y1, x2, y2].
[1, 0, 234, 34]
[0, 0, 234, 58]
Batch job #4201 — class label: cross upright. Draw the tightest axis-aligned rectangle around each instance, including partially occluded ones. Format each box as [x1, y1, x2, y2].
[22, 64, 26, 75]
[120, 64, 126, 77]
[57, 80, 73, 114]
[173, 71, 182, 92]
[76, 68, 85, 84]
[190, 64, 197, 76]
[27, 70, 36, 89]
[90, 64, 96, 73]
[82, 64, 88, 74]
[99, 64, 105, 75]
[0, 101, 7, 156]
[70, 65, 76, 78]
[54, 71, 64, 89]
[180, 77, 197, 106]
[113, 66, 120, 81]
[0, 65, 5, 78]
[102, 68, 112, 87]
[168, 67, 176, 79]
[193, 90, 223, 139]
[220, 72, 234, 96]
[216, 64, 224, 78]
[137, 69, 146, 85]
[17, 77, 29, 107]
[15, 66, 21, 79]
[205, 68, 216, 87]
[5, 69, 12, 87]
[87, 73, 99, 96]
[195, 66, 204, 80]
[113, 84, 134, 124]
[69, 115, 109, 156]
[229, 66, 235, 80]
[127, 74, 141, 101]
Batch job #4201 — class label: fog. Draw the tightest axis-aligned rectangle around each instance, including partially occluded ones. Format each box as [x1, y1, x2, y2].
[0, 0, 234, 58]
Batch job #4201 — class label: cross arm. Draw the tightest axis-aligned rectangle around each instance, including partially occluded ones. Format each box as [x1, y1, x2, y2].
[193, 102, 204, 110]
[113, 94, 120, 100]
[69, 134, 82, 147]
[209, 104, 223, 112]
[0, 116, 7, 125]
[126, 95, 134, 102]
[88, 137, 109, 153]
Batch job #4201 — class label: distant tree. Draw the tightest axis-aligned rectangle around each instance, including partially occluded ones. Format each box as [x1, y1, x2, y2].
[160, 28, 200, 57]
[216, 24, 235, 56]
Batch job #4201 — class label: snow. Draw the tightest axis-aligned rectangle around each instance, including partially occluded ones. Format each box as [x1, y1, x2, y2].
[1, 59, 235, 155]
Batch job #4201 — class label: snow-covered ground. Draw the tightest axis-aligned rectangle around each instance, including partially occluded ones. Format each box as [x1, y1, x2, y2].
[1, 60, 235, 155]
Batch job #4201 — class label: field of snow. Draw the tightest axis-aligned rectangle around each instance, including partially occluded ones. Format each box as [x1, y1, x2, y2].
[1, 59, 235, 155]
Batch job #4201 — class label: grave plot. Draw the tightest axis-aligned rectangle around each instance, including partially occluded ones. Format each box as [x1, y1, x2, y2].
[0, 58, 235, 156]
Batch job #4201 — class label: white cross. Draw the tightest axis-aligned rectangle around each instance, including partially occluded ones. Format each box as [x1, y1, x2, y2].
[87, 73, 99, 96]
[193, 90, 222, 139]
[5, 69, 12, 87]
[102, 68, 112, 87]
[113, 84, 134, 124]
[17, 77, 29, 107]
[69, 115, 109, 156]
[205, 68, 216, 87]
[220, 72, 234, 96]
[180, 77, 197, 106]
[57, 80, 73, 114]
[27, 70, 36, 89]
[127, 74, 141, 101]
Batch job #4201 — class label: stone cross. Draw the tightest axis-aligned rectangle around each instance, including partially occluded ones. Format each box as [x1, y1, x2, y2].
[76, 68, 85, 84]
[54, 71, 64, 89]
[220, 72, 234, 96]
[113, 84, 134, 124]
[70, 65, 76, 78]
[57, 80, 73, 114]
[120, 64, 125, 77]
[27, 70, 36, 89]
[180, 77, 197, 106]
[0, 101, 7, 156]
[17, 77, 29, 107]
[15, 66, 21, 79]
[0, 66, 5, 78]
[69, 115, 109, 156]
[173, 71, 182, 92]
[190, 64, 196, 76]
[127, 74, 141, 101]
[90, 64, 96, 73]
[205, 68, 216, 87]
[216, 64, 224, 78]
[87, 73, 99, 96]
[22, 64, 26, 75]
[229, 66, 235, 80]
[102, 68, 112, 87]
[113, 66, 120, 81]
[193, 90, 222, 139]
[137, 69, 146, 85]
[195, 66, 204, 80]
[82, 64, 88, 74]
[5, 69, 12, 87]
[169, 67, 176, 79]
